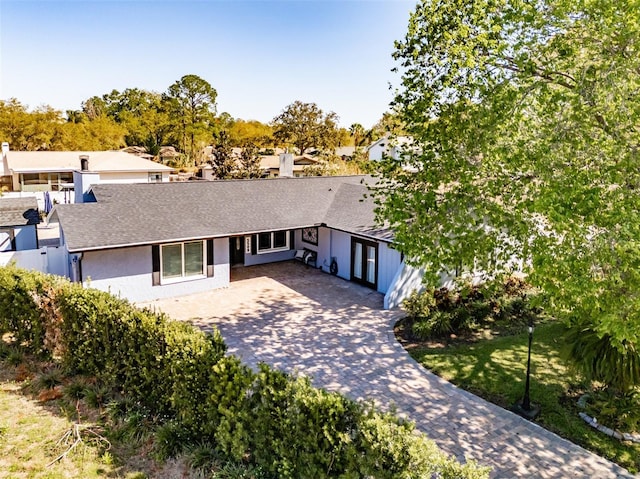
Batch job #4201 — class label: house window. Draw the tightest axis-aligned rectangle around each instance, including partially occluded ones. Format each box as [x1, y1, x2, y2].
[257, 230, 290, 254]
[149, 172, 163, 183]
[160, 241, 205, 282]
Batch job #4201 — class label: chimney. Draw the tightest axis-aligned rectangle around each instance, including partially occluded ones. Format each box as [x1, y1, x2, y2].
[1, 142, 9, 177]
[279, 153, 294, 178]
[79, 154, 89, 171]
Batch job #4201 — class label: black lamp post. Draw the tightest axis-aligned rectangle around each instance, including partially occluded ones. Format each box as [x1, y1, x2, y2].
[513, 318, 540, 420]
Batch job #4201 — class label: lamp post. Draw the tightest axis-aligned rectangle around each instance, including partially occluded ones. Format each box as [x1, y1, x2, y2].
[513, 318, 540, 420]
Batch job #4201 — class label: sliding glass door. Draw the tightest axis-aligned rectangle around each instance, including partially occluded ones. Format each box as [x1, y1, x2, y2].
[351, 237, 378, 289]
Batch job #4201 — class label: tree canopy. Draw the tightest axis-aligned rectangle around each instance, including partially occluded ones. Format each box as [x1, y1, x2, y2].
[374, 0, 640, 390]
[272, 101, 340, 154]
[165, 75, 217, 163]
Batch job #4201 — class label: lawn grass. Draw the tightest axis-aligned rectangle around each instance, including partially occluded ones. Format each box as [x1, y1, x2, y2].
[0, 379, 116, 479]
[407, 320, 640, 474]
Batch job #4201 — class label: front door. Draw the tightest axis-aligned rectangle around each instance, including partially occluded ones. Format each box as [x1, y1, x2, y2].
[229, 236, 245, 266]
[351, 237, 378, 290]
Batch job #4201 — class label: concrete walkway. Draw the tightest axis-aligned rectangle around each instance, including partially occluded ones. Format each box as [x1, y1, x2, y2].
[143, 262, 636, 479]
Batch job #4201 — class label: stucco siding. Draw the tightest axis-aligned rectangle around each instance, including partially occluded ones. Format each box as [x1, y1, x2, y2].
[81, 238, 230, 303]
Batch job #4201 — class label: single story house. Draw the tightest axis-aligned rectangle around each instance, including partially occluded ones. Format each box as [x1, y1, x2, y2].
[52, 175, 419, 308]
[0, 197, 40, 251]
[0, 143, 174, 196]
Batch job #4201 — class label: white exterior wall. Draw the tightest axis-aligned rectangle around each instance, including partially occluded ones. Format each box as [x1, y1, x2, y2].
[328, 229, 352, 281]
[368, 143, 385, 161]
[80, 238, 230, 303]
[14, 225, 38, 250]
[98, 171, 170, 183]
[377, 242, 402, 294]
[384, 261, 427, 309]
[0, 246, 68, 277]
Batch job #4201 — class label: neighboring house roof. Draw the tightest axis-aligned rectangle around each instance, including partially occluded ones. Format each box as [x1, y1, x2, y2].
[366, 136, 412, 152]
[54, 176, 390, 252]
[335, 146, 356, 157]
[158, 146, 180, 158]
[6, 151, 173, 174]
[0, 197, 40, 226]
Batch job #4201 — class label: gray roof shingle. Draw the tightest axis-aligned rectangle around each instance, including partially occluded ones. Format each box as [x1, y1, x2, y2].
[0, 197, 40, 227]
[55, 176, 392, 252]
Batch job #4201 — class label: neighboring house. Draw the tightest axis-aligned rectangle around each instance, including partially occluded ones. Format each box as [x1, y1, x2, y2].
[52, 176, 416, 308]
[0, 142, 174, 207]
[367, 136, 413, 162]
[261, 154, 319, 178]
[199, 153, 321, 179]
[158, 146, 181, 165]
[334, 146, 356, 161]
[0, 197, 40, 251]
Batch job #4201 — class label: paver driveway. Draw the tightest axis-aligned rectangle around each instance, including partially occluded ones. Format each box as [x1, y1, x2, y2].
[143, 262, 635, 479]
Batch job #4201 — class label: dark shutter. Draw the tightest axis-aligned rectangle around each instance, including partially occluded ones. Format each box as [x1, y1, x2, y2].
[289, 230, 295, 250]
[251, 235, 257, 255]
[207, 239, 214, 277]
[152, 245, 160, 286]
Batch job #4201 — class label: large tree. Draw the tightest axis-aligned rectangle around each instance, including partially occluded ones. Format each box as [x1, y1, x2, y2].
[272, 101, 339, 154]
[165, 74, 217, 163]
[375, 0, 640, 390]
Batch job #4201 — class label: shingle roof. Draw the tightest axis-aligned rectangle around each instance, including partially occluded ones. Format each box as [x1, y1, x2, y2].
[55, 176, 392, 252]
[7, 151, 173, 173]
[0, 197, 40, 226]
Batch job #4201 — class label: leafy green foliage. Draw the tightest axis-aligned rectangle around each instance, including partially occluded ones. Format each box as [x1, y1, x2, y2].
[585, 388, 640, 434]
[378, 0, 640, 390]
[403, 275, 538, 340]
[272, 101, 340, 154]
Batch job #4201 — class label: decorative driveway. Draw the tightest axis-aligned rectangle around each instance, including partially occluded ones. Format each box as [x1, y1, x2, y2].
[142, 262, 635, 479]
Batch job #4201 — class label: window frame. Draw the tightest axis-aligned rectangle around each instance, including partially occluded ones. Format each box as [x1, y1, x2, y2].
[159, 240, 206, 284]
[256, 230, 290, 254]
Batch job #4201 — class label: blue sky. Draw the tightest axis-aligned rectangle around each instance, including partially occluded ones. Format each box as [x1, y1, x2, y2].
[0, 0, 415, 128]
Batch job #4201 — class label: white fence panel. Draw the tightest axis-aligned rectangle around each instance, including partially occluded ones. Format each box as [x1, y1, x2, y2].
[0, 246, 68, 278]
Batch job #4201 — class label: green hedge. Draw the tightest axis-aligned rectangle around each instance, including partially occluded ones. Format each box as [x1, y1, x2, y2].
[0, 264, 489, 478]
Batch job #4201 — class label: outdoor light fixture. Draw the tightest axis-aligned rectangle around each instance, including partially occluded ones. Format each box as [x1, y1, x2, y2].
[512, 318, 540, 420]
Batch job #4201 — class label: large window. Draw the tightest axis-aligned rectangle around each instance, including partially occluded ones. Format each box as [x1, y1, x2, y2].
[19, 172, 74, 192]
[257, 230, 289, 254]
[161, 241, 205, 281]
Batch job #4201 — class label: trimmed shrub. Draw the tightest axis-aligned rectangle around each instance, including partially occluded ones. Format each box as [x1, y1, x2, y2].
[55, 285, 172, 412]
[0, 265, 53, 356]
[247, 365, 360, 478]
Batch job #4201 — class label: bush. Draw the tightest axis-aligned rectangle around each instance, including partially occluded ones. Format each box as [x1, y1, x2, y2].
[247, 365, 360, 478]
[0, 265, 54, 356]
[402, 275, 540, 339]
[402, 289, 437, 321]
[411, 311, 452, 340]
